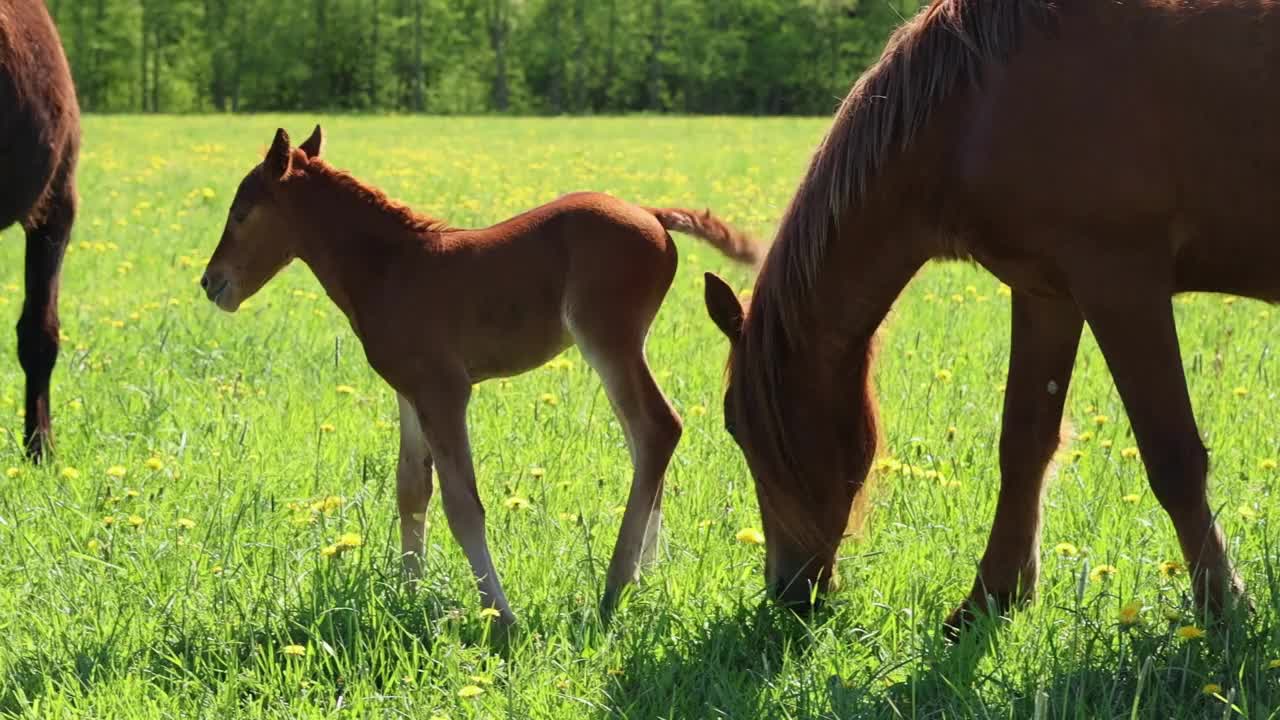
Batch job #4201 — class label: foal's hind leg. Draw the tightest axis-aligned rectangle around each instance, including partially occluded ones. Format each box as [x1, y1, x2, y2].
[396, 393, 434, 579]
[945, 293, 1082, 636]
[19, 179, 74, 462]
[1075, 278, 1245, 616]
[577, 332, 682, 619]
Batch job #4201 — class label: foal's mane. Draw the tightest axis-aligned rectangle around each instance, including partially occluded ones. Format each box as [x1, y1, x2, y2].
[734, 0, 1055, 544]
[301, 155, 453, 235]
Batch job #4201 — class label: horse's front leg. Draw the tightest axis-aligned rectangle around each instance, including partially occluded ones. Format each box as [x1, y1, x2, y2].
[944, 292, 1083, 636]
[395, 393, 434, 579]
[409, 375, 516, 624]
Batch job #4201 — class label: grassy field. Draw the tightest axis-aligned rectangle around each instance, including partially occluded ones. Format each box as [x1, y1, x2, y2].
[1, 115, 1280, 718]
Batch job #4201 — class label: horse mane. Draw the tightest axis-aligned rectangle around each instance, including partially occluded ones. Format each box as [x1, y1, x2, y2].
[300, 154, 453, 236]
[733, 0, 1055, 546]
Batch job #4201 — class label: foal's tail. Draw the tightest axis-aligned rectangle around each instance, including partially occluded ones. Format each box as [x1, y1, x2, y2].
[644, 207, 762, 265]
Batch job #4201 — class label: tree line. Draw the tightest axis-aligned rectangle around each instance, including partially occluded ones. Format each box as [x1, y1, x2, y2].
[47, 0, 923, 115]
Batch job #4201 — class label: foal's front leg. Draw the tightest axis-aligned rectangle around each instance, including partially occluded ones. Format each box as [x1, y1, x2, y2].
[396, 393, 434, 578]
[410, 379, 516, 623]
[945, 293, 1083, 635]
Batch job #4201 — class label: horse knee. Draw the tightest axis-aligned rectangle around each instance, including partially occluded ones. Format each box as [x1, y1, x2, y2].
[1144, 440, 1209, 515]
[645, 406, 682, 460]
[998, 420, 1061, 479]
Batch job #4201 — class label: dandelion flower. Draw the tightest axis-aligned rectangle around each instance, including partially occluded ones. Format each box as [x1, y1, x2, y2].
[735, 528, 765, 545]
[175, 517, 196, 530]
[319, 423, 335, 434]
[1093, 415, 1109, 427]
[106, 466, 127, 478]
[540, 393, 559, 406]
[4, 467, 18, 478]
[689, 404, 707, 417]
[1090, 564, 1118, 582]
[479, 608, 501, 620]
[1118, 601, 1142, 626]
[1054, 542, 1079, 557]
[1159, 560, 1184, 578]
[1233, 386, 1249, 398]
[558, 512, 579, 523]
[320, 544, 339, 558]
[1122, 494, 1140, 504]
[86, 539, 100, 553]
[127, 514, 144, 528]
[1262, 458, 1278, 471]
[282, 644, 306, 657]
[61, 467, 80, 480]
[144, 457, 164, 471]
[210, 565, 223, 575]
[336, 532, 362, 549]
[1203, 683, 1222, 696]
[1120, 447, 1140, 460]
[124, 488, 140, 498]
[1101, 440, 1113, 449]
[335, 385, 355, 395]
[102, 516, 115, 527]
[1077, 431, 1094, 442]
[503, 496, 531, 511]
[529, 467, 545, 478]
[458, 685, 485, 699]
[934, 369, 953, 382]
[1176, 625, 1205, 640]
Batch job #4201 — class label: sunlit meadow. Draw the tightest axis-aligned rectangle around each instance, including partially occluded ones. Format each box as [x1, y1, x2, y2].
[2, 116, 1280, 718]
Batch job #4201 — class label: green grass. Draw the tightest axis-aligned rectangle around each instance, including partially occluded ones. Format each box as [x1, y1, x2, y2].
[1, 115, 1279, 718]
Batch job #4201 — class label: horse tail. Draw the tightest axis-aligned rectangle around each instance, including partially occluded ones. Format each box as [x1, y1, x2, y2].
[644, 207, 762, 265]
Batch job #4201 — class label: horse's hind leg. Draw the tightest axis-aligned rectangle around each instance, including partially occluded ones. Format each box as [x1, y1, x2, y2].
[945, 293, 1082, 636]
[577, 328, 682, 620]
[1074, 274, 1245, 617]
[19, 177, 74, 462]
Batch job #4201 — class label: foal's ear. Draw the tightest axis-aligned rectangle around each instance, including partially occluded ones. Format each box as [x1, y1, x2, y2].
[704, 272, 744, 342]
[299, 124, 325, 159]
[264, 128, 293, 181]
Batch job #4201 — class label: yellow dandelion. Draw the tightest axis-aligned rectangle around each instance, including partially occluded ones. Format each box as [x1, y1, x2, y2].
[1261, 458, 1278, 471]
[1203, 683, 1222, 696]
[1120, 447, 1140, 460]
[1090, 564, 1118, 582]
[1118, 601, 1142, 626]
[934, 369, 953, 382]
[479, 608, 501, 620]
[1159, 560, 1184, 578]
[61, 467, 80, 480]
[124, 488, 139, 498]
[1093, 415, 1109, 426]
[86, 539, 100, 552]
[106, 466, 127, 478]
[529, 467, 545, 478]
[503, 496, 531, 511]
[127, 514, 144, 528]
[5, 467, 19, 478]
[946, 425, 957, 439]
[558, 512, 579, 523]
[1233, 386, 1249, 398]
[335, 385, 355, 395]
[540, 393, 559, 406]
[1101, 440, 1114, 449]
[144, 457, 164, 471]
[320, 544, 339, 558]
[321, 495, 344, 513]
[319, 423, 336, 434]
[282, 644, 306, 657]
[1054, 542, 1079, 557]
[102, 516, 115, 527]
[457, 685, 484, 699]
[336, 532, 363, 548]
[1077, 431, 1094, 442]
[735, 528, 765, 545]
[175, 517, 196, 530]
[1175, 625, 1205, 640]
[689, 404, 707, 417]
[1122, 493, 1140, 504]
[210, 564, 223, 575]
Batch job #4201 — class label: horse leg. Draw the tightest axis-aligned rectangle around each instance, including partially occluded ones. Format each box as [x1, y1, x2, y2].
[579, 335, 682, 620]
[19, 179, 74, 462]
[410, 379, 515, 623]
[944, 292, 1082, 635]
[1074, 281, 1245, 616]
[395, 393, 434, 579]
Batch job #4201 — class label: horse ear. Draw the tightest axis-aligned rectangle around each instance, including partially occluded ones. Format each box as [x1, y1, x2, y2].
[704, 272, 744, 341]
[264, 128, 292, 181]
[299, 124, 325, 159]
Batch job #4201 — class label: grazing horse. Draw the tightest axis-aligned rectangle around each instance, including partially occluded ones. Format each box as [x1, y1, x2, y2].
[201, 126, 760, 623]
[704, 0, 1277, 632]
[0, 1, 80, 461]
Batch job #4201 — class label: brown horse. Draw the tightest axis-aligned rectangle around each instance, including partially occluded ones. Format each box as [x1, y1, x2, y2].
[704, 0, 1277, 633]
[0, 1, 80, 461]
[201, 126, 759, 623]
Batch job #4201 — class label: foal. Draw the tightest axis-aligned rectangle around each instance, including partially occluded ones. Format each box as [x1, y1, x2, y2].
[202, 126, 760, 622]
